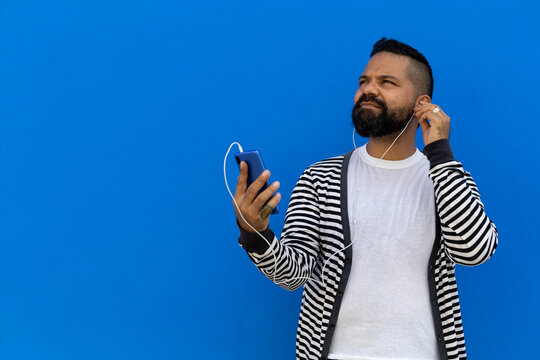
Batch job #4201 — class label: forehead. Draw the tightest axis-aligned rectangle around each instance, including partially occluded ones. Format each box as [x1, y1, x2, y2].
[361, 52, 410, 78]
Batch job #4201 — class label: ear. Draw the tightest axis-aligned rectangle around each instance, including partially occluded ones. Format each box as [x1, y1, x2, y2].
[414, 94, 431, 108]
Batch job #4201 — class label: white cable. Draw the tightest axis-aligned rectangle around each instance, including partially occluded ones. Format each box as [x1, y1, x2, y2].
[224, 142, 328, 287]
[226, 113, 415, 290]
[377, 113, 414, 163]
[323, 112, 415, 282]
[224, 142, 280, 283]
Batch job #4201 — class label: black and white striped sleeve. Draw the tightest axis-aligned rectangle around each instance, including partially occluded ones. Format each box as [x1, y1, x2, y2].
[238, 167, 321, 291]
[424, 139, 498, 266]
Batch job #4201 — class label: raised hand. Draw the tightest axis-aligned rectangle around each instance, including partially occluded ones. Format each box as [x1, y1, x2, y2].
[415, 100, 451, 146]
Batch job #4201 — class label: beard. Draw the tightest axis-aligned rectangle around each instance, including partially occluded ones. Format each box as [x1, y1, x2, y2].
[352, 95, 414, 138]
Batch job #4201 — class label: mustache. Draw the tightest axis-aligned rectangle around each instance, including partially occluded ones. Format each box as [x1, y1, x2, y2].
[354, 95, 386, 109]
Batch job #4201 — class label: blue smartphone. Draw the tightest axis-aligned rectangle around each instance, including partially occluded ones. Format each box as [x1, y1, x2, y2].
[234, 150, 280, 215]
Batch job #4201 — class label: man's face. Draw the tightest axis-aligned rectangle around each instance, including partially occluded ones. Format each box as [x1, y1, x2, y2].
[352, 52, 418, 138]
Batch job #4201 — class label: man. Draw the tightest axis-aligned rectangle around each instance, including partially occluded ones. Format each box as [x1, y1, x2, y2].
[232, 38, 498, 360]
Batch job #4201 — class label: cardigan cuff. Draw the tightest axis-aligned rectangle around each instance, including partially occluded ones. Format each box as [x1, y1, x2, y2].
[237, 219, 273, 254]
[422, 139, 455, 168]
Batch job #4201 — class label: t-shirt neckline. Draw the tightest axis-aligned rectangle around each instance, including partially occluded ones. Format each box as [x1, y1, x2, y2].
[358, 144, 423, 169]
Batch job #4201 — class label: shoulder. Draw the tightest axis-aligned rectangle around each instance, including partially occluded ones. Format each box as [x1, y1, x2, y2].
[300, 151, 353, 183]
[309, 154, 344, 168]
[307, 149, 355, 171]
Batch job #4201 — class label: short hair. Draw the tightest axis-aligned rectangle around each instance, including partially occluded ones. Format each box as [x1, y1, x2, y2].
[370, 37, 433, 98]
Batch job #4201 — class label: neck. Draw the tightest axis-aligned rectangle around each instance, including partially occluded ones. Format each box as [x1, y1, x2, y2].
[365, 123, 417, 160]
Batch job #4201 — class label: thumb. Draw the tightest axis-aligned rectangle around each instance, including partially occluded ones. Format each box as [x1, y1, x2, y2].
[418, 116, 430, 133]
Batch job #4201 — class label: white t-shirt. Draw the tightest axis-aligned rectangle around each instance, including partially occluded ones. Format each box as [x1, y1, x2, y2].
[328, 144, 439, 360]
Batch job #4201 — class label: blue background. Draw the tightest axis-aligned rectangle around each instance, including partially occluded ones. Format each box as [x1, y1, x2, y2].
[0, 0, 538, 359]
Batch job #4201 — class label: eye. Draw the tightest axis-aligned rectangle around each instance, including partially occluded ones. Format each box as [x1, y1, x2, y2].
[359, 80, 367, 86]
[383, 80, 395, 85]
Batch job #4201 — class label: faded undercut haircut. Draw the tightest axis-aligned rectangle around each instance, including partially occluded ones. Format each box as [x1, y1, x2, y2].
[371, 37, 433, 98]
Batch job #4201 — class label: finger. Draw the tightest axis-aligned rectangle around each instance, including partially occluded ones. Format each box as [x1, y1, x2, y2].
[436, 108, 449, 120]
[414, 104, 439, 117]
[429, 106, 448, 119]
[266, 192, 282, 209]
[415, 113, 441, 134]
[244, 169, 271, 204]
[415, 105, 449, 122]
[253, 181, 280, 209]
[416, 110, 444, 126]
[414, 103, 436, 110]
[414, 101, 442, 112]
[234, 161, 248, 199]
[417, 115, 431, 133]
[415, 108, 447, 125]
[258, 204, 273, 220]
[258, 193, 281, 220]
[416, 100, 437, 106]
[416, 111, 450, 141]
[414, 101, 435, 109]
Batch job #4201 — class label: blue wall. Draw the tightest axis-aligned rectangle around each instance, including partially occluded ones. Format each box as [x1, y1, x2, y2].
[0, 0, 538, 359]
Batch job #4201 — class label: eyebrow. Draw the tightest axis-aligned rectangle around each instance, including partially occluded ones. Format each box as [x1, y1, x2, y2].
[359, 74, 401, 83]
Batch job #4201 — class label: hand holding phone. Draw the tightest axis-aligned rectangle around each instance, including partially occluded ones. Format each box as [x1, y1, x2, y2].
[233, 151, 281, 233]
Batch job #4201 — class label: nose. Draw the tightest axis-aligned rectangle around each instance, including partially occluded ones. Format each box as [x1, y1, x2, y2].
[355, 81, 379, 104]
[362, 81, 380, 97]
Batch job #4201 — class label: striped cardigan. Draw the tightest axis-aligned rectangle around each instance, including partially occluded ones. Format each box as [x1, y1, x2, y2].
[239, 139, 498, 360]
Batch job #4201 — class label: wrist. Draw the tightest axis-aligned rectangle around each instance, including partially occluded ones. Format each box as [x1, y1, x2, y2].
[237, 220, 273, 254]
[423, 138, 455, 168]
